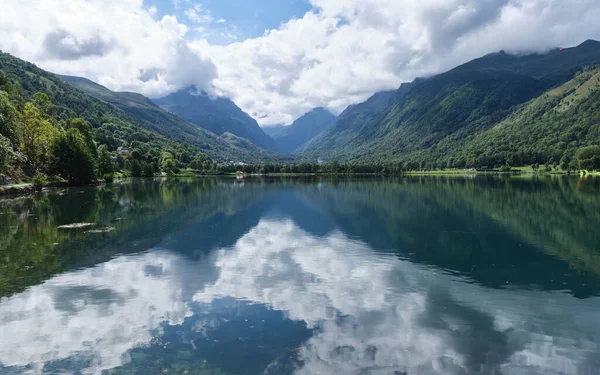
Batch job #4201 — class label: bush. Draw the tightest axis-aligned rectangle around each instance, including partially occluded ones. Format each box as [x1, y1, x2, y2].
[32, 173, 46, 191]
[499, 165, 512, 173]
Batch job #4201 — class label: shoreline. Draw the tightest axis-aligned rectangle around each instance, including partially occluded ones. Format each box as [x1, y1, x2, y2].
[2, 170, 597, 198]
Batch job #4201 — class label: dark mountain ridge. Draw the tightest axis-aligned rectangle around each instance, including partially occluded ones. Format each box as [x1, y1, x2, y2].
[153, 87, 279, 152]
[270, 108, 336, 154]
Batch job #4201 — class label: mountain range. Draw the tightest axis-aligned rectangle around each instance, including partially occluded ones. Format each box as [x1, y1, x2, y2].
[54, 74, 291, 163]
[302, 40, 600, 168]
[3, 39, 600, 173]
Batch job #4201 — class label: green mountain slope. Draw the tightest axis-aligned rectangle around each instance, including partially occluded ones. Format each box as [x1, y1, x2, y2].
[302, 40, 600, 166]
[57, 75, 290, 163]
[154, 88, 279, 152]
[1, 51, 221, 181]
[441, 66, 600, 168]
[270, 108, 336, 154]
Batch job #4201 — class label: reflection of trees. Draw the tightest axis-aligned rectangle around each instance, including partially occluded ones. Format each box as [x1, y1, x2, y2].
[2, 175, 599, 298]
[0, 179, 273, 298]
[295, 176, 600, 295]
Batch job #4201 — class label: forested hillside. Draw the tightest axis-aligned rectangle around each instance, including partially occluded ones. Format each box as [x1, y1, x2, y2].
[57, 75, 290, 162]
[0, 51, 288, 185]
[301, 40, 600, 170]
[433, 67, 600, 170]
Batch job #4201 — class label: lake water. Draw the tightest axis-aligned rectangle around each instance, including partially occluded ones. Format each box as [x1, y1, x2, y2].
[1, 176, 600, 375]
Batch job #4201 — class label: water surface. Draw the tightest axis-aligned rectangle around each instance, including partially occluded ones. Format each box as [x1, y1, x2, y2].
[1, 176, 600, 375]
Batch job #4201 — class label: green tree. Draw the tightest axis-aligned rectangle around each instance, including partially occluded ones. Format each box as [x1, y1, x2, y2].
[33, 92, 52, 114]
[97, 145, 115, 178]
[0, 91, 18, 140]
[0, 134, 15, 174]
[49, 128, 96, 185]
[179, 151, 191, 164]
[160, 151, 175, 165]
[20, 102, 56, 171]
[130, 160, 142, 177]
[161, 158, 177, 174]
[576, 146, 600, 171]
[68, 118, 96, 157]
[142, 162, 154, 177]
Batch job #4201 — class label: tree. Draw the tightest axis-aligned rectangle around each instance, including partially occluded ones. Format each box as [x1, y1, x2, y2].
[161, 158, 177, 174]
[130, 160, 142, 177]
[0, 134, 15, 174]
[97, 145, 114, 177]
[0, 91, 18, 140]
[179, 151, 191, 164]
[68, 118, 96, 157]
[142, 162, 154, 177]
[160, 151, 175, 165]
[49, 128, 96, 185]
[20, 102, 56, 171]
[575, 146, 600, 171]
[33, 92, 52, 114]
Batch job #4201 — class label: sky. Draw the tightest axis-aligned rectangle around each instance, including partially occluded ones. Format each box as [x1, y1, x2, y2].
[1, 0, 600, 126]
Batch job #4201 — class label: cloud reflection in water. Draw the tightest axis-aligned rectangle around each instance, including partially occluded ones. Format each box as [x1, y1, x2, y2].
[0, 219, 599, 374]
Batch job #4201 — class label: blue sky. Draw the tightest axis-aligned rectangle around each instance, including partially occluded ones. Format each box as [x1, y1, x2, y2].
[146, 0, 312, 44]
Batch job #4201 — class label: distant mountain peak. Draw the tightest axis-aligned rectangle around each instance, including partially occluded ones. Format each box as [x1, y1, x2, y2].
[153, 88, 279, 152]
[270, 107, 336, 154]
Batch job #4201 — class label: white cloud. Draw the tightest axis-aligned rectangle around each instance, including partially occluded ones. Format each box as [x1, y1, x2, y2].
[203, 0, 600, 125]
[184, 4, 214, 25]
[0, 0, 216, 98]
[1, 0, 600, 125]
[0, 252, 196, 374]
[195, 220, 600, 374]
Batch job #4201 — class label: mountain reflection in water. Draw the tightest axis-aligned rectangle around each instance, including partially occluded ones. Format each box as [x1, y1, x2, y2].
[0, 177, 599, 375]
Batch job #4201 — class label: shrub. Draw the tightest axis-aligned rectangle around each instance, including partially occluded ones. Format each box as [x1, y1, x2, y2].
[32, 173, 46, 191]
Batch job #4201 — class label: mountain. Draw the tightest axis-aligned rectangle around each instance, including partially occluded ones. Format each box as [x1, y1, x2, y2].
[302, 40, 600, 166]
[57, 75, 291, 163]
[444, 65, 600, 168]
[153, 88, 279, 152]
[263, 125, 287, 138]
[269, 108, 336, 154]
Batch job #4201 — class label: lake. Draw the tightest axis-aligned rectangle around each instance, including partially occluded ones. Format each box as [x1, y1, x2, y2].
[1, 176, 599, 375]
